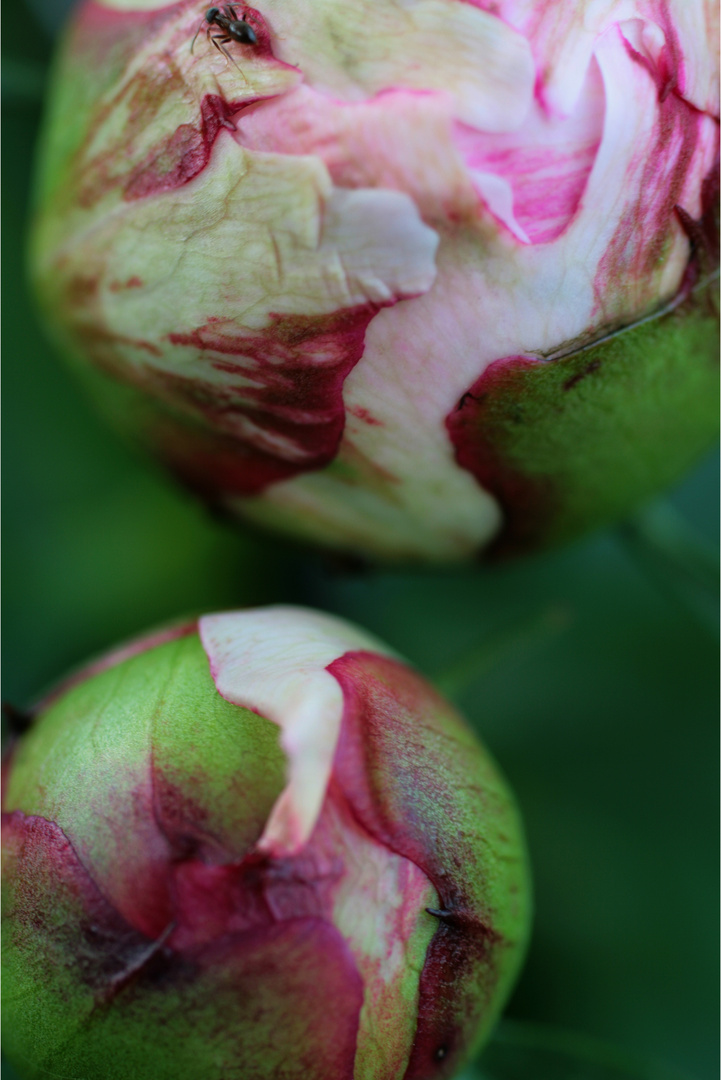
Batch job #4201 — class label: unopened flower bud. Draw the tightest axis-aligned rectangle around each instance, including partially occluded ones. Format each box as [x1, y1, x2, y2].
[30, 0, 719, 560]
[2, 607, 530, 1079]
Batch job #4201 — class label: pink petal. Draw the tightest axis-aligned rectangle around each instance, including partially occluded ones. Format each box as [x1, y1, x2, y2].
[454, 54, 605, 243]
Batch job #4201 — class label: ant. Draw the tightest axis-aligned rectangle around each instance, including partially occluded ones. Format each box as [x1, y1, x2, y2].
[190, 6, 258, 69]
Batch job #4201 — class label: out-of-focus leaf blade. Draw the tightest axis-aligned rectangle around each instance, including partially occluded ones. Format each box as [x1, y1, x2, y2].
[2, 58, 47, 103]
[619, 501, 720, 635]
[434, 604, 571, 700]
[467, 1020, 695, 1080]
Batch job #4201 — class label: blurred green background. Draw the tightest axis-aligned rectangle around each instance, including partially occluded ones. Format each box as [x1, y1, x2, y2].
[2, 3, 718, 1079]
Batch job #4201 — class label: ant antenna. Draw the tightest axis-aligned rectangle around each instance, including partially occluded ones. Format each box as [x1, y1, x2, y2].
[190, 19, 205, 53]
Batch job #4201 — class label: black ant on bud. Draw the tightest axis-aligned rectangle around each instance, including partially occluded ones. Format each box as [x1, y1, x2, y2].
[190, 6, 258, 69]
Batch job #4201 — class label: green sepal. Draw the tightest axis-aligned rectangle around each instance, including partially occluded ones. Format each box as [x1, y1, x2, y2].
[453, 285, 719, 556]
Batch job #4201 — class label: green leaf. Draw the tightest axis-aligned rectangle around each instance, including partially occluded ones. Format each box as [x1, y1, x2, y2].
[619, 500, 720, 636]
[465, 1020, 695, 1080]
[1, 59, 46, 104]
[433, 605, 571, 701]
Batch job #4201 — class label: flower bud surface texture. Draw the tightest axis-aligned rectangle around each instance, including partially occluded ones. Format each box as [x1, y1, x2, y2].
[31, 0, 719, 560]
[2, 608, 530, 1080]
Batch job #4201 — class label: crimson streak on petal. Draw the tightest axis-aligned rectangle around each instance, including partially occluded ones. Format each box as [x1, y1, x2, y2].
[328, 652, 506, 1080]
[593, 38, 713, 320]
[151, 305, 386, 498]
[124, 95, 246, 201]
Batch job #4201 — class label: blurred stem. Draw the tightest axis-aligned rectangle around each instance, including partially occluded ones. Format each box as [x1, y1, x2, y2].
[434, 605, 570, 701]
[618, 501, 719, 636]
[2, 59, 47, 104]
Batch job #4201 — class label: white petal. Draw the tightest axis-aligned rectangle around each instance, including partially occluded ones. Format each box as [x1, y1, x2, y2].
[260, 0, 535, 130]
[199, 607, 393, 855]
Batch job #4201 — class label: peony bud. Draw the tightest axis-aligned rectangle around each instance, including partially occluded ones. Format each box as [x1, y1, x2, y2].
[31, 0, 719, 560]
[2, 607, 530, 1079]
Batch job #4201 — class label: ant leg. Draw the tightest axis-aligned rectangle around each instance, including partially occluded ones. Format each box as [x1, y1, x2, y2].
[225, 4, 238, 17]
[210, 32, 234, 62]
[209, 33, 247, 81]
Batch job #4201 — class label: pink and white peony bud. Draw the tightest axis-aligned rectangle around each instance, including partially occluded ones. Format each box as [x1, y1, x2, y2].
[2, 607, 530, 1080]
[31, 0, 719, 560]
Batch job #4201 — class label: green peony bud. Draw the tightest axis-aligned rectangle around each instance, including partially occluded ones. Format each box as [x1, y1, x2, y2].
[2, 607, 530, 1079]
